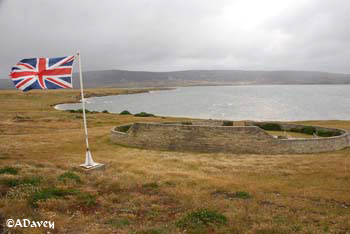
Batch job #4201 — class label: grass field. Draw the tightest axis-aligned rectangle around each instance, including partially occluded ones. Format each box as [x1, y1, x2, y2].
[0, 88, 350, 234]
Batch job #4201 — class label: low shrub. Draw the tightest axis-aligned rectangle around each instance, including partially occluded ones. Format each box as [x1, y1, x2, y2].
[58, 171, 81, 184]
[66, 109, 98, 114]
[181, 122, 192, 125]
[120, 110, 132, 115]
[290, 128, 300, 133]
[134, 112, 155, 117]
[300, 126, 316, 135]
[0, 167, 18, 175]
[222, 121, 233, 126]
[291, 126, 316, 135]
[257, 123, 282, 131]
[316, 130, 342, 137]
[176, 209, 227, 230]
[102, 110, 109, 113]
[117, 125, 131, 133]
[233, 191, 252, 199]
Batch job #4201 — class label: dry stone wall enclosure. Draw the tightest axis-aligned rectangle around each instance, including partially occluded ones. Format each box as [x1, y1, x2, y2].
[111, 120, 349, 154]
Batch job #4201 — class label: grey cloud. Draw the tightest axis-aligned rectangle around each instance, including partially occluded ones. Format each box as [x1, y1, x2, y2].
[0, 0, 349, 78]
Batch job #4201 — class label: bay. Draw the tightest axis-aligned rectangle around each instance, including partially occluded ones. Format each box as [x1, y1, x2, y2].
[56, 85, 350, 121]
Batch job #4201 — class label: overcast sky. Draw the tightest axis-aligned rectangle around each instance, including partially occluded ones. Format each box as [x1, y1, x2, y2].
[0, 0, 349, 78]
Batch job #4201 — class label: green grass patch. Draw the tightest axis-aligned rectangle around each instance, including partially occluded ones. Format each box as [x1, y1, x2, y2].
[142, 182, 159, 189]
[58, 171, 82, 184]
[77, 192, 97, 206]
[0, 176, 41, 187]
[211, 189, 252, 200]
[106, 218, 131, 228]
[233, 191, 252, 199]
[176, 209, 227, 230]
[141, 228, 167, 234]
[0, 167, 18, 175]
[28, 187, 79, 208]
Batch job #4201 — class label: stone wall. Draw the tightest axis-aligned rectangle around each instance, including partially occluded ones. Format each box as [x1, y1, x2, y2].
[111, 121, 349, 154]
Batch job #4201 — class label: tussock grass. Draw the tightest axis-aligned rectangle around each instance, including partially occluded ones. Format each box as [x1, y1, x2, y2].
[176, 209, 227, 230]
[28, 187, 79, 208]
[58, 171, 82, 184]
[0, 176, 41, 187]
[0, 167, 18, 175]
[0, 88, 349, 233]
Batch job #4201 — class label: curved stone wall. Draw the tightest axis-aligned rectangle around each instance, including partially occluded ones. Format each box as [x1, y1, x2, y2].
[110, 121, 349, 154]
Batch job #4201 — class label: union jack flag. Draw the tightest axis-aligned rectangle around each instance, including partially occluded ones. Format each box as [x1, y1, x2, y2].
[9, 56, 75, 91]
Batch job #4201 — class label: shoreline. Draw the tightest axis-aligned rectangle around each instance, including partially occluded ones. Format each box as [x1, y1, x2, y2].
[52, 87, 174, 109]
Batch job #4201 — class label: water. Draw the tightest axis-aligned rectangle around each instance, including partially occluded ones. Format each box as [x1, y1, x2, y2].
[56, 85, 350, 121]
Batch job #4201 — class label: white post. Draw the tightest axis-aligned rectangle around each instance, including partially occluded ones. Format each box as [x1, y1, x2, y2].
[77, 52, 100, 169]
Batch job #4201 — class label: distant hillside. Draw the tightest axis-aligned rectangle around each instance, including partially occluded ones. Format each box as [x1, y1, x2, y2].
[2, 69, 350, 89]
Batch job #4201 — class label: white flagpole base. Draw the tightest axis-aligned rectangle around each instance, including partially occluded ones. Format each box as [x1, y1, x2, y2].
[80, 150, 105, 171]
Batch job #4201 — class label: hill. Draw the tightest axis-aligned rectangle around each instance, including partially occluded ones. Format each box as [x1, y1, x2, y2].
[1, 69, 350, 89]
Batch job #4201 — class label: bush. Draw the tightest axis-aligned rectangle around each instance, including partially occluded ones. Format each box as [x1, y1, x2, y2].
[120, 110, 132, 115]
[176, 209, 227, 229]
[181, 122, 192, 125]
[134, 112, 155, 117]
[290, 128, 299, 133]
[28, 188, 79, 208]
[102, 110, 109, 113]
[316, 130, 342, 137]
[222, 121, 233, 126]
[0, 167, 18, 175]
[58, 171, 81, 184]
[66, 109, 83, 113]
[300, 126, 316, 135]
[291, 126, 316, 135]
[233, 191, 251, 199]
[66, 109, 98, 114]
[117, 125, 131, 133]
[257, 123, 282, 131]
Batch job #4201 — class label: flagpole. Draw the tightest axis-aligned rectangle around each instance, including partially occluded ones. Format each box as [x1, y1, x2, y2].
[77, 52, 101, 169]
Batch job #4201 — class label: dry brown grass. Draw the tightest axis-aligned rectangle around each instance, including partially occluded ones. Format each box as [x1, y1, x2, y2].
[0, 88, 349, 233]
